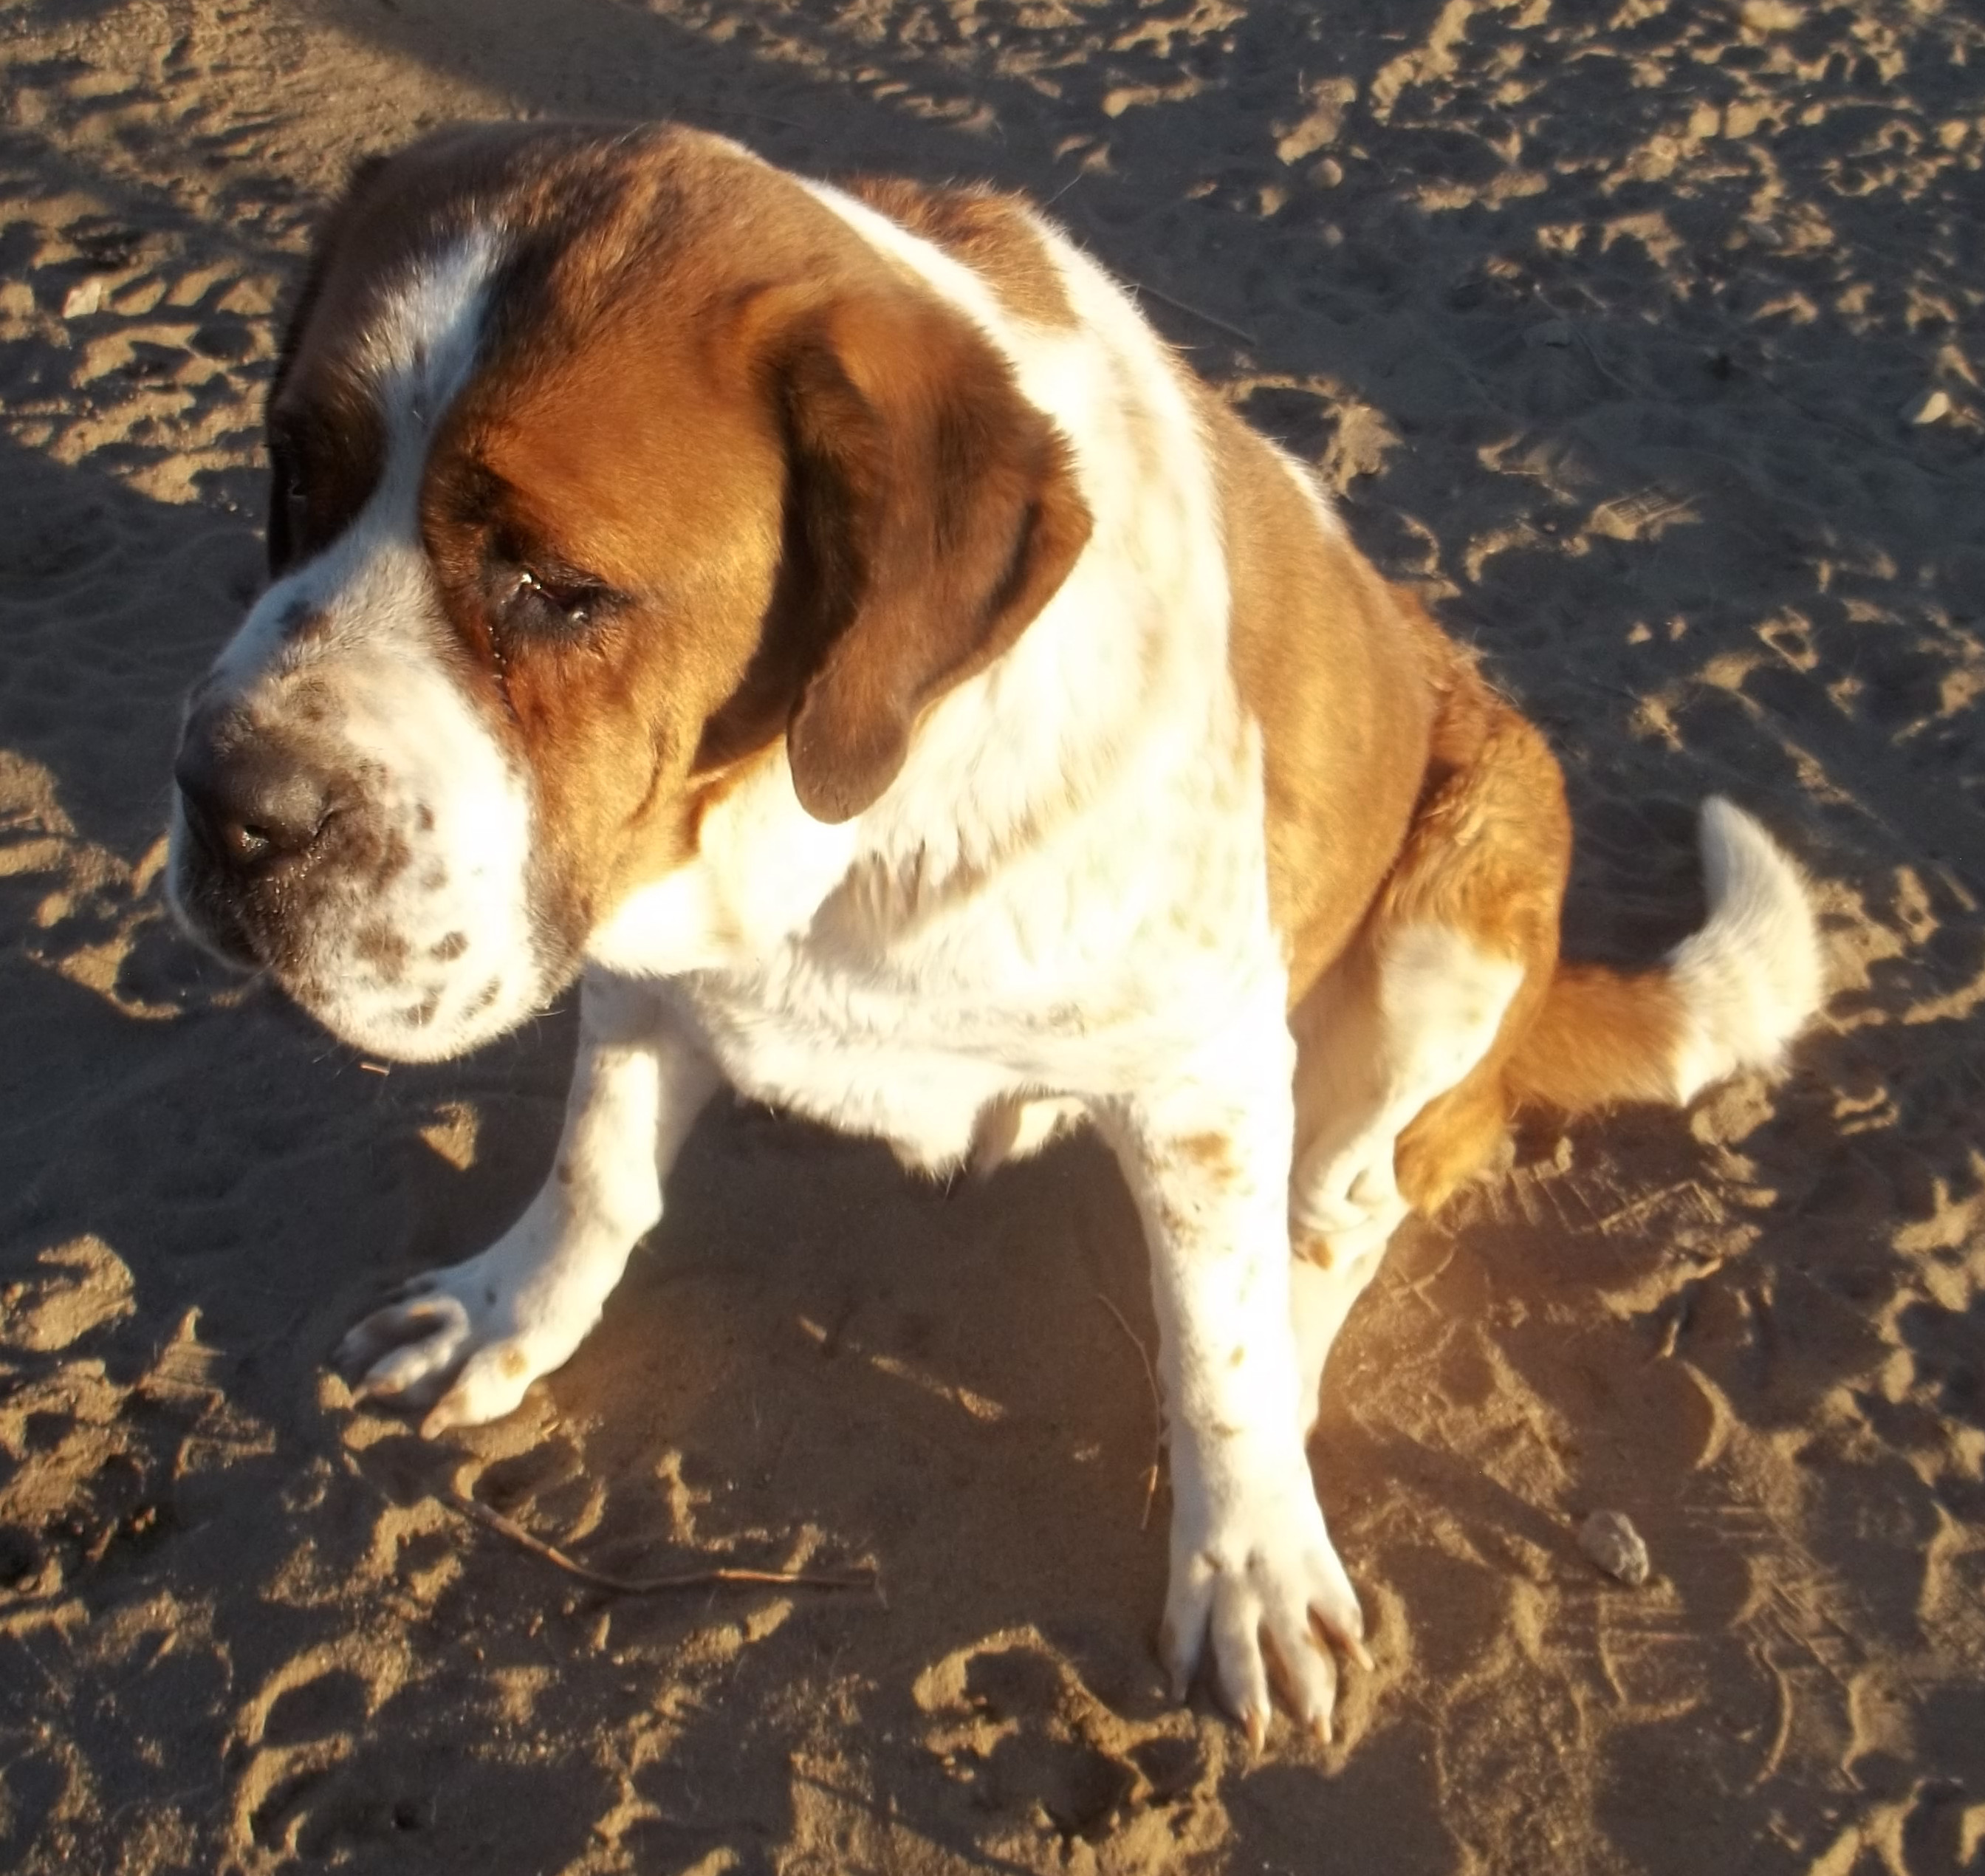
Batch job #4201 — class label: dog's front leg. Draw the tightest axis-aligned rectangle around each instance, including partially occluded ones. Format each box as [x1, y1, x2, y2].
[338, 971, 720, 1435]
[1103, 1046, 1372, 1747]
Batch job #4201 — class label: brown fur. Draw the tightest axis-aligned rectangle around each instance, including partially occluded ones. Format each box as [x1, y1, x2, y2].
[1201, 391, 1684, 1222]
[275, 126, 1698, 1223]
[1370, 693, 1570, 1212]
[1196, 389, 1433, 1003]
[1504, 966, 1687, 1111]
[274, 125, 1089, 955]
[849, 177, 1078, 329]
[771, 284, 1093, 822]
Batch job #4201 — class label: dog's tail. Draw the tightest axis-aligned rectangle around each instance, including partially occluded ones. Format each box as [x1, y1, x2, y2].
[1506, 799, 1823, 1115]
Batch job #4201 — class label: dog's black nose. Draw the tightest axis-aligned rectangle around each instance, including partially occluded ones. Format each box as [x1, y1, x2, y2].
[175, 734, 332, 874]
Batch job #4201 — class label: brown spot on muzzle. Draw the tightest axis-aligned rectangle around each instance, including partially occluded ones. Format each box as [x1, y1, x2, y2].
[354, 922, 412, 979]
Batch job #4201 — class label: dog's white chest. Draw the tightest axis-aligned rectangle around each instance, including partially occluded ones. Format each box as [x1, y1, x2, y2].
[661, 826, 1276, 1171]
[677, 962, 1026, 1169]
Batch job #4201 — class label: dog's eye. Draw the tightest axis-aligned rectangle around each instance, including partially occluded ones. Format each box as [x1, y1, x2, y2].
[497, 561, 611, 639]
[267, 442, 312, 570]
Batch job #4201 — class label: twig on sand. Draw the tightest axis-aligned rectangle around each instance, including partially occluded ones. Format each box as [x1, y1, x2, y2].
[1128, 279, 1258, 349]
[1574, 326, 1640, 398]
[441, 1488, 875, 1595]
[1097, 1291, 1165, 1530]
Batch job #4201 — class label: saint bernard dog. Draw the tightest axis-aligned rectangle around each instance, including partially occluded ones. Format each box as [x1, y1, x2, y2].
[168, 123, 1823, 1745]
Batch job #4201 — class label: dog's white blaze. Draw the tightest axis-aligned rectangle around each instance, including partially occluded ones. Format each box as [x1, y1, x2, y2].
[215, 233, 501, 689]
[198, 232, 545, 1059]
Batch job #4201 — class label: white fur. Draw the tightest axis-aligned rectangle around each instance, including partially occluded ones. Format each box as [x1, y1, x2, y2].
[336, 175, 1362, 1739]
[1667, 798, 1823, 1101]
[970, 1094, 1086, 1177]
[210, 235, 500, 692]
[1294, 926, 1523, 1259]
[174, 233, 549, 1061]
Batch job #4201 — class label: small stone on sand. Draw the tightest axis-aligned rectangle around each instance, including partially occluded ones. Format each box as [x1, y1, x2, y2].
[1579, 1510, 1651, 1585]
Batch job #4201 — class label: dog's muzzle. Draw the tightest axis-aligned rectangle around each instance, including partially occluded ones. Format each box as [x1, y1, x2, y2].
[169, 701, 352, 970]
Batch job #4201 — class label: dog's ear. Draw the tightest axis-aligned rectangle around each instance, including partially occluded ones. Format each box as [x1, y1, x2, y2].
[769, 290, 1092, 824]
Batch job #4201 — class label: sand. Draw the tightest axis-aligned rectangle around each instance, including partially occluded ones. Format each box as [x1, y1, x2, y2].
[3, 0, 1983, 1870]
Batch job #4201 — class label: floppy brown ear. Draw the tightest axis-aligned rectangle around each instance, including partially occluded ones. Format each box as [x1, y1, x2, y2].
[773, 290, 1092, 824]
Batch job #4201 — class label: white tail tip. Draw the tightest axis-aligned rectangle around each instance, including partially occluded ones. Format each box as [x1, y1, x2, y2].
[1665, 798, 1824, 1103]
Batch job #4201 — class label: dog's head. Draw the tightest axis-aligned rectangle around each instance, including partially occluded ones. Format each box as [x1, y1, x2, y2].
[168, 125, 1090, 1060]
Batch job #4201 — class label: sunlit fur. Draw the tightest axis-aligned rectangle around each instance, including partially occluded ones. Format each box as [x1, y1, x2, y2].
[166, 129, 1821, 1747]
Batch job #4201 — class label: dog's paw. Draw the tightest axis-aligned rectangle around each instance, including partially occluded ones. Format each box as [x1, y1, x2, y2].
[335, 1245, 596, 1437]
[1161, 1473, 1372, 1747]
[1292, 1134, 1410, 1266]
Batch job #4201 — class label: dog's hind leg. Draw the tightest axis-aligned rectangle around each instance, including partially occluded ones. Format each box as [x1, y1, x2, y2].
[1286, 705, 1570, 1434]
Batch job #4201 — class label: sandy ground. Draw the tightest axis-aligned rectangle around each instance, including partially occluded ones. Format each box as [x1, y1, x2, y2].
[2, 0, 1984, 1870]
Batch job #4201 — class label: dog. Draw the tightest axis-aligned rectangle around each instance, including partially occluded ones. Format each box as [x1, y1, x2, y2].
[167, 123, 1823, 1746]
